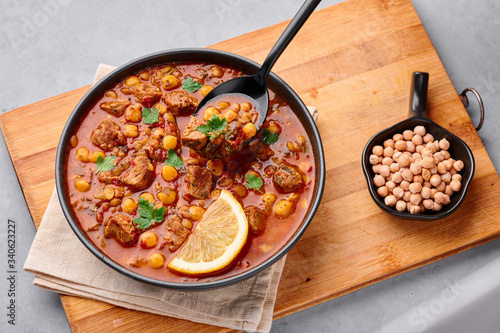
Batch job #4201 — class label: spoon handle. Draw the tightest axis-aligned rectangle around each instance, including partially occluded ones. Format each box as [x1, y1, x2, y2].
[255, 0, 321, 85]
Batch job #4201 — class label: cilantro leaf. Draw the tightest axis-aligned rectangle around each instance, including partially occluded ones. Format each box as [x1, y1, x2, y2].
[196, 115, 227, 139]
[165, 149, 184, 168]
[133, 198, 166, 229]
[260, 128, 279, 145]
[96, 155, 115, 173]
[182, 77, 203, 92]
[142, 107, 160, 124]
[246, 174, 264, 193]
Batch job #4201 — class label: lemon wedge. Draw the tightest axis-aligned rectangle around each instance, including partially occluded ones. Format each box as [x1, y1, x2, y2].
[167, 189, 248, 275]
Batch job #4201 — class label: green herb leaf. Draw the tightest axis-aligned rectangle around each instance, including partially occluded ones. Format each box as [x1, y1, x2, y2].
[133, 198, 166, 229]
[196, 115, 227, 139]
[96, 155, 115, 173]
[165, 149, 184, 168]
[260, 128, 279, 145]
[142, 107, 160, 124]
[246, 174, 264, 193]
[182, 77, 203, 92]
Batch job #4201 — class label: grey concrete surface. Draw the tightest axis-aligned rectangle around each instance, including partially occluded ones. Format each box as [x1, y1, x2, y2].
[0, 1, 499, 332]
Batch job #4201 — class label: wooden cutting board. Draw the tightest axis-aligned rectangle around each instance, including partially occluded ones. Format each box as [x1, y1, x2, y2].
[2, 0, 500, 331]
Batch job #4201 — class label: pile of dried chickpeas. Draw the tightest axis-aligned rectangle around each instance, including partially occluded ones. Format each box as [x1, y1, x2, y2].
[369, 125, 464, 214]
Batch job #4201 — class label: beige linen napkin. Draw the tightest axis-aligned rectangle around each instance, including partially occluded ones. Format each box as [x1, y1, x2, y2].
[24, 64, 318, 333]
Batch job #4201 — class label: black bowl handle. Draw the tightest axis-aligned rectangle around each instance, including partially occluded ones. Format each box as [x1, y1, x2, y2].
[408, 71, 429, 118]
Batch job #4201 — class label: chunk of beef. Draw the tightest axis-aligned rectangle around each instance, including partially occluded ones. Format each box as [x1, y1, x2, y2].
[164, 112, 180, 138]
[127, 255, 148, 268]
[195, 121, 242, 159]
[250, 140, 275, 161]
[104, 214, 137, 245]
[186, 165, 213, 199]
[122, 155, 154, 191]
[91, 119, 126, 151]
[133, 83, 163, 107]
[99, 99, 130, 117]
[162, 216, 190, 252]
[162, 91, 198, 115]
[181, 117, 208, 150]
[273, 164, 304, 193]
[245, 206, 267, 235]
[98, 158, 131, 184]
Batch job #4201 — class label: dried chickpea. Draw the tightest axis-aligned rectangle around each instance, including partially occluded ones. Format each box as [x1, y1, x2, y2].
[421, 156, 435, 169]
[406, 141, 416, 153]
[149, 253, 165, 269]
[442, 150, 451, 160]
[423, 133, 434, 143]
[139, 192, 155, 204]
[400, 180, 410, 191]
[140, 232, 158, 249]
[412, 134, 423, 145]
[453, 160, 464, 172]
[452, 174, 462, 182]
[409, 182, 422, 194]
[433, 202, 443, 212]
[423, 199, 434, 210]
[161, 165, 178, 181]
[382, 157, 393, 166]
[379, 165, 390, 178]
[372, 145, 384, 156]
[450, 180, 461, 192]
[161, 75, 180, 90]
[384, 195, 397, 207]
[390, 163, 400, 173]
[395, 140, 407, 151]
[377, 186, 389, 197]
[200, 85, 213, 97]
[435, 182, 446, 192]
[442, 194, 451, 205]
[372, 164, 381, 174]
[386, 181, 396, 192]
[439, 138, 450, 150]
[403, 191, 411, 202]
[396, 200, 407, 212]
[402, 169, 413, 182]
[75, 147, 89, 162]
[413, 175, 423, 184]
[383, 139, 395, 149]
[441, 172, 452, 184]
[369, 155, 381, 165]
[122, 198, 138, 214]
[430, 174, 441, 187]
[414, 125, 426, 136]
[75, 180, 90, 192]
[393, 187, 404, 199]
[391, 172, 403, 184]
[398, 154, 410, 167]
[410, 193, 422, 205]
[373, 175, 386, 187]
[434, 192, 445, 204]
[403, 130, 413, 141]
[162, 135, 178, 150]
[410, 162, 422, 175]
[383, 146, 394, 157]
[393, 133, 404, 141]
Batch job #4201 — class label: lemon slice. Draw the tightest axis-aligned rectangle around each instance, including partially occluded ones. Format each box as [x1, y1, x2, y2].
[167, 189, 248, 275]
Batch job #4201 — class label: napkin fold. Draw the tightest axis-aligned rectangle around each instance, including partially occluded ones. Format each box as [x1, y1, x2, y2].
[24, 64, 318, 333]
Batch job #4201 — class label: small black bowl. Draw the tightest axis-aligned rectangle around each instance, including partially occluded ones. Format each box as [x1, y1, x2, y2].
[55, 48, 325, 289]
[362, 72, 475, 220]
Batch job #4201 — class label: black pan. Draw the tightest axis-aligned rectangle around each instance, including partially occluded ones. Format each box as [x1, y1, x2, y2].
[362, 72, 475, 220]
[55, 48, 325, 289]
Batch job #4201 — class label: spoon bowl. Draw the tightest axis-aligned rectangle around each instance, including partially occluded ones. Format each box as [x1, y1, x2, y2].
[194, 0, 321, 137]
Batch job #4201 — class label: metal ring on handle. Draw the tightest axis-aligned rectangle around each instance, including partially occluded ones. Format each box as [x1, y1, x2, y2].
[459, 87, 485, 131]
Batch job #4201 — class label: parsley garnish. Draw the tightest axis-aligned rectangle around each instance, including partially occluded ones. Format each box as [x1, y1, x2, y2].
[133, 198, 166, 229]
[182, 77, 203, 92]
[246, 174, 264, 193]
[142, 107, 160, 124]
[96, 155, 115, 173]
[260, 128, 279, 145]
[165, 149, 184, 168]
[197, 114, 227, 139]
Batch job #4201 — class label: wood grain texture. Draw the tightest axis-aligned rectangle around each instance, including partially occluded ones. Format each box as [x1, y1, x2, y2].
[2, 0, 500, 332]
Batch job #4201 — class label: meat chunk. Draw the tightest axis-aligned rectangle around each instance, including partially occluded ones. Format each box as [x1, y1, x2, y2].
[127, 255, 148, 268]
[186, 165, 213, 199]
[162, 91, 198, 115]
[133, 83, 163, 107]
[181, 117, 208, 150]
[250, 140, 275, 161]
[98, 158, 131, 184]
[104, 214, 137, 245]
[162, 216, 190, 252]
[273, 164, 305, 193]
[99, 99, 130, 117]
[164, 112, 180, 138]
[245, 206, 267, 235]
[122, 155, 155, 191]
[91, 119, 126, 151]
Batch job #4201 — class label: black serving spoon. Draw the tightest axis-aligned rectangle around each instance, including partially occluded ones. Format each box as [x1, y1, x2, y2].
[362, 72, 475, 220]
[193, 0, 321, 134]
